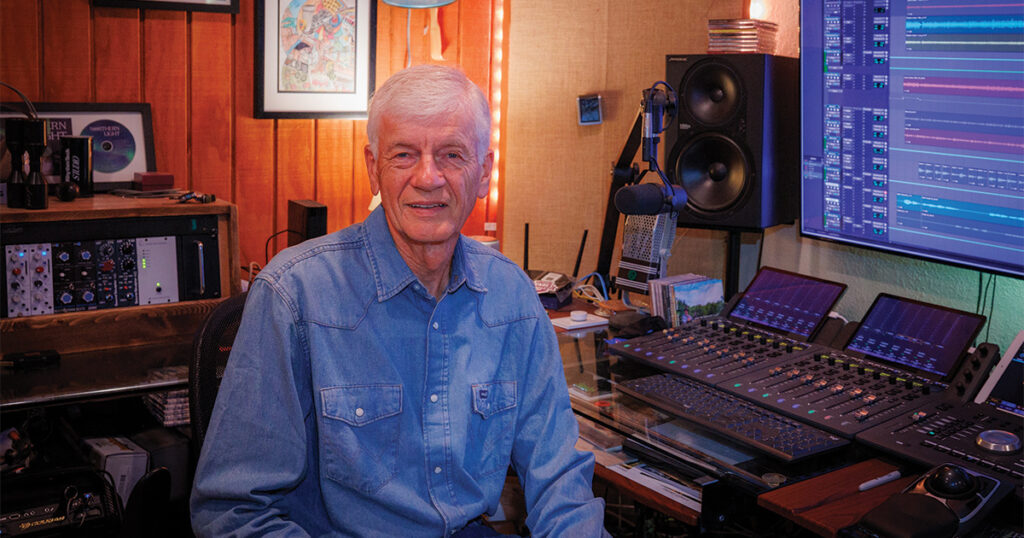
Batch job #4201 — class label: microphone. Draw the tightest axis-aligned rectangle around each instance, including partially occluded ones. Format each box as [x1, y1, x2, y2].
[615, 182, 687, 215]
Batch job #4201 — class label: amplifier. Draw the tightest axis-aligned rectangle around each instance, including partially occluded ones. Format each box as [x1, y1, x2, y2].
[3, 214, 221, 318]
[0, 467, 121, 536]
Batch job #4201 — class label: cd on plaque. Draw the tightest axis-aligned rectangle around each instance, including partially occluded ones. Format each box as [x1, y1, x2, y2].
[81, 119, 136, 174]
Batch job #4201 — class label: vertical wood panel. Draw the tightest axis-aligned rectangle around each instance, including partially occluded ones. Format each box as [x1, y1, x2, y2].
[94, 7, 141, 102]
[352, 121, 374, 223]
[0, 0, 42, 101]
[41, 0, 92, 101]
[143, 11, 188, 188]
[457, 0, 492, 237]
[233, 0, 275, 267]
[316, 120, 355, 233]
[190, 12, 233, 199]
[274, 120, 315, 254]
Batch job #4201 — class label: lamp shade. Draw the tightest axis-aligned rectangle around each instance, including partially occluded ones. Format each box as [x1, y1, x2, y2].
[382, 0, 454, 7]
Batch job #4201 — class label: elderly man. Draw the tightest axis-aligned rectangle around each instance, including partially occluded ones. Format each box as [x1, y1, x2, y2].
[190, 64, 608, 536]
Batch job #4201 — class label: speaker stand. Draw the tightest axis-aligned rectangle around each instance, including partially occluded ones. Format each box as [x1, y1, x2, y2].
[726, 230, 742, 299]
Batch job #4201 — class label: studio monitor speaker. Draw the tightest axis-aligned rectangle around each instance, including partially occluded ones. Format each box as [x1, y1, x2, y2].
[665, 54, 799, 231]
[287, 199, 327, 246]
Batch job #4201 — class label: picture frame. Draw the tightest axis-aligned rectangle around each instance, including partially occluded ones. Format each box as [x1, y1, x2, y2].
[255, 0, 376, 119]
[1, 102, 156, 191]
[91, 0, 239, 14]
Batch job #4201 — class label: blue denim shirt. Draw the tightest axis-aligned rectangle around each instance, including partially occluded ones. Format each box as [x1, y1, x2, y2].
[190, 207, 607, 537]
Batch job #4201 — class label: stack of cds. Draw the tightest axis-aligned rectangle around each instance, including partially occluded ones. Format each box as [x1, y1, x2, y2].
[649, 274, 725, 327]
[707, 19, 778, 54]
[144, 366, 191, 427]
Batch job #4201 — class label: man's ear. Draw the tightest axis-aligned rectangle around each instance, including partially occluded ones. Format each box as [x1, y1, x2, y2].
[476, 150, 494, 199]
[364, 145, 380, 195]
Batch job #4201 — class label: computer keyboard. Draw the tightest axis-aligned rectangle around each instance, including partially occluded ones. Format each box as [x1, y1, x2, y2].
[618, 373, 849, 462]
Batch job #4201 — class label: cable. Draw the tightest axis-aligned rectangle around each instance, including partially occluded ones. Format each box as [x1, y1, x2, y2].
[0, 81, 38, 118]
[577, 271, 608, 300]
[264, 229, 300, 265]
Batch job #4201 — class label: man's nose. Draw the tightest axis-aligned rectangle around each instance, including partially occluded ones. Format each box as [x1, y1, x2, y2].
[411, 156, 445, 188]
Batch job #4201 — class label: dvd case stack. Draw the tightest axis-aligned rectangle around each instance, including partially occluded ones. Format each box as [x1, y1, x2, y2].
[649, 274, 725, 327]
[707, 19, 778, 54]
[143, 366, 190, 427]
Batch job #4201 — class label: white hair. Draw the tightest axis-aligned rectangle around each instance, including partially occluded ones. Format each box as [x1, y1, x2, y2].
[366, 64, 491, 163]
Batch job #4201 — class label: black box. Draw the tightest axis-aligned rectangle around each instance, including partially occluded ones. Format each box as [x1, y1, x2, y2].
[287, 199, 327, 246]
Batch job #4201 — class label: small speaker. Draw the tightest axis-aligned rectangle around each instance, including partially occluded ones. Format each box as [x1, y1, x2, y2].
[287, 199, 327, 246]
[665, 54, 799, 231]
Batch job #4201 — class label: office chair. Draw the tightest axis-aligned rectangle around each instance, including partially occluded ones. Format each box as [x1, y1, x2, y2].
[120, 466, 171, 538]
[189, 291, 248, 456]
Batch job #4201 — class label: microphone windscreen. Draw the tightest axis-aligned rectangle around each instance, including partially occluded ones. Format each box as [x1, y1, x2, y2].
[615, 183, 665, 215]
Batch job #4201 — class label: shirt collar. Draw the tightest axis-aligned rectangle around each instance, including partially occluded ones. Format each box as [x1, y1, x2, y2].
[363, 206, 487, 301]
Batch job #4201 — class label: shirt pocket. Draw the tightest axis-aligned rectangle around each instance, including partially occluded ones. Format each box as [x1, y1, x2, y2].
[319, 384, 402, 493]
[467, 381, 517, 478]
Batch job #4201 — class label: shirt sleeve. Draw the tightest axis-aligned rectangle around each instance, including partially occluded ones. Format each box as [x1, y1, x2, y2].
[190, 278, 326, 537]
[510, 300, 611, 537]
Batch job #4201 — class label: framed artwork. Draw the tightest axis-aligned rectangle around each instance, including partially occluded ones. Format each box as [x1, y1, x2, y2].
[92, 0, 239, 13]
[1, 102, 156, 190]
[255, 0, 376, 118]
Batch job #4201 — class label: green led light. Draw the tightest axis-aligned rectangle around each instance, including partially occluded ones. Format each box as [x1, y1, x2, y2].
[762, 393, 770, 398]
[734, 383, 742, 388]
[808, 410, 815, 414]
[141, 258, 147, 269]
[669, 360, 676, 365]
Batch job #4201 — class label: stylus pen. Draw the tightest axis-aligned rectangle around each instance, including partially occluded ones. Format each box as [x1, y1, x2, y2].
[858, 470, 901, 491]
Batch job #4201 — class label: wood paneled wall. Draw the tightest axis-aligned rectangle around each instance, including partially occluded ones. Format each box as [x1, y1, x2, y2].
[1, 0, 500, 269]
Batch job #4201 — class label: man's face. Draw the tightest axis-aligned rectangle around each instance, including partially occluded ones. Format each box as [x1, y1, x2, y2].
[365, 111, 493, 253]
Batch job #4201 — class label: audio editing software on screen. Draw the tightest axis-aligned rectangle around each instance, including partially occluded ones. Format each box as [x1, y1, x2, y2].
[800, 0, 1024, 277]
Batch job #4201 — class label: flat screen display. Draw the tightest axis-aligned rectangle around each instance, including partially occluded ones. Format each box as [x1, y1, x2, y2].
[727, 266, 847, 339]
[799, 0, 1024, 277]
[844, 293, 985, 380]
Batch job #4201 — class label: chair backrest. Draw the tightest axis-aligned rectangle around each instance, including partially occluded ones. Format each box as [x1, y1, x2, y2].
[189, 291, 248, 455]
[120, 466, 172, 538]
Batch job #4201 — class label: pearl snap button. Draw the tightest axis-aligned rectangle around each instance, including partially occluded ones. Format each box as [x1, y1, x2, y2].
[430, 394, 439, 403]
[355, 407, 364, 417]
[433, 322, 439, 330]
[434, 466, 442, 474]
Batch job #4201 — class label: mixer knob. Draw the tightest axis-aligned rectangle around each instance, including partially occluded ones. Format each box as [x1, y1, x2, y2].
[911, 411, 928, 422]
[81, 290, 95, 303]
[815, 353, 826, 362]
[768, 366, 783, 376]
[787, 369, 801, 378]
[800, 374, 815, 384]
[842, 362, 851, 371]
[121, 242, 135, 256]
[904, 379, 914, 389]
[848, 388, 863, 398]
[60, 292, 73, 304]
[853, 409, 870, 421]
[830, 384, 845, 393]
[57, 251, 71, 262]
[100, 243, 114, 257]
[813, 379, 829, 389]
[873, 371, 881, 380]
[861, 394, 878, 405]
[828, 356, 837, 366]
[80, 250, 92, 261]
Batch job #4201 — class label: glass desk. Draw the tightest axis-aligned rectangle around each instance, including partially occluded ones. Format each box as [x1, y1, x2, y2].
[556, 325, 856, 527]
[1, 341, 191, 411]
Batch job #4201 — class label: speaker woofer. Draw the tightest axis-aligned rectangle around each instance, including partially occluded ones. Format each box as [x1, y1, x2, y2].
[675, 133, 750, 213]
[681, 60, 742, 126]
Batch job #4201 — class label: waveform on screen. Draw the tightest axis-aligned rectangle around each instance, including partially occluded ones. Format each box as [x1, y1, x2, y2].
[905, 15, 1024, 33]
[902, 76, 1024, 99]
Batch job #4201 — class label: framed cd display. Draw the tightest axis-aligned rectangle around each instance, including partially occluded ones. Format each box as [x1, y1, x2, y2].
[92, 0, 239, 14]
[255, 0, 376, 118]
[0, 102, 156, 191]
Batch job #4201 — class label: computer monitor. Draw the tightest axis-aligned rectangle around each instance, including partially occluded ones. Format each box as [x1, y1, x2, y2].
[974, 329, 1024, 416]
[726, 266, 847, 340]
[799, 1, 1024, 277]
[843, 293, 986, 382]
